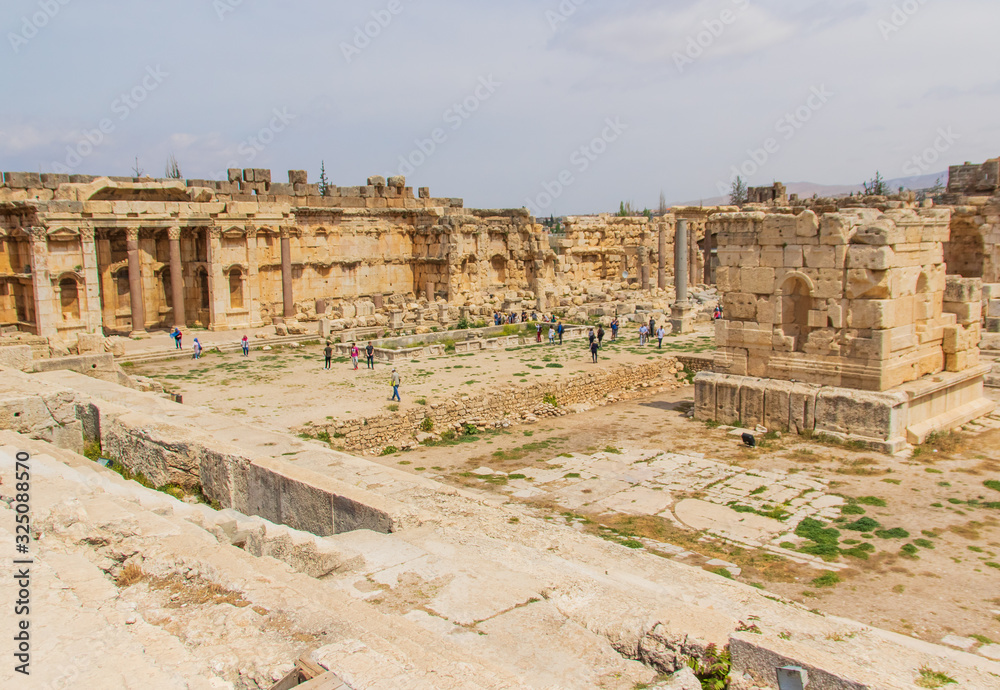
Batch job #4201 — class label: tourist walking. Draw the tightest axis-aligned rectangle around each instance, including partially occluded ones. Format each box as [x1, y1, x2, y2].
[548, 325, 555, 344]
[350, 342, 360, 370]
[536, 323, 543, 343]
[241, 334, 249, 357]
[639, 324, 648, 346]
[611, 318, 618, 341]
[656, 325, 666, 348]
[597, 325, 605, 346]
[588, 328, 596, 347]
[391, 368, 401, 402]
[171, 327, 183, 350]
[192, 338, 202, 359]
[365, 341, 375, 369]
[649, 317, 655, 336]
[324, 342, 333, 370]
[557, 321, 564, 345]
[590, 338, 600, 363]
[714, 304, 723, 320]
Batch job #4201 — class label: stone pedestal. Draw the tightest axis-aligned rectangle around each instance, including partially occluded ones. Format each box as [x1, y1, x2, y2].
[694, 366, 996, 453]
[670, 302, 697, 335]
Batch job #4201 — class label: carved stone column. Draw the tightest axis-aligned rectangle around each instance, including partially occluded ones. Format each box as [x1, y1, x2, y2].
[79, 227, 103, 334]
[206, 228, 227, 330]
[280, 228, 294, 319]
[246, 227, 263, 326]
[126, 227, 146, 334]
[671, 219, 695, 334]
[168, 227, 185, 328]
[657, 222, 668, 290]
[28, 227, 56, 337]
[639, 246, 651, 291]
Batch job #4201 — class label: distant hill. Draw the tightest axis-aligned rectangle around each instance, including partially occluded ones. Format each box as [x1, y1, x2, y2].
[673, 171, 947, 207]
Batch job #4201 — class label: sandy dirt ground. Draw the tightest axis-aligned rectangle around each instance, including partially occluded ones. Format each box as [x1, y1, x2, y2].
[131, 326, 713, 431]
[133, 331, 1000, 655]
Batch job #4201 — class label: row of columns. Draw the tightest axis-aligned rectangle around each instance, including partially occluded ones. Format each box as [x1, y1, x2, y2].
[113, 226, 282, 334]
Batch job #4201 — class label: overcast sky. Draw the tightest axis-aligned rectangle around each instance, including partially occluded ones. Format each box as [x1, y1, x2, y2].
[1, 0, 998, 215]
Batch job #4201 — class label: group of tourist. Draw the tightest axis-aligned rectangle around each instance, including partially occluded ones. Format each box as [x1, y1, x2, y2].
[322, 339, 400, 400]
[636, 317, 668, 348]
[493, 310, 536, 325]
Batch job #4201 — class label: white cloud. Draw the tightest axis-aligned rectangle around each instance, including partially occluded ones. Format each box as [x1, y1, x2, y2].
[559, 0, 797, 66]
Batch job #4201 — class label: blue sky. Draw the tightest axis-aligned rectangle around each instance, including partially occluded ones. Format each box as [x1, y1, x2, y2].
[1, 0, 998, 214]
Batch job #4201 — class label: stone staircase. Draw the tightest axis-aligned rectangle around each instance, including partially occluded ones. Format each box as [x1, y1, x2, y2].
[0, 434, 656, 689]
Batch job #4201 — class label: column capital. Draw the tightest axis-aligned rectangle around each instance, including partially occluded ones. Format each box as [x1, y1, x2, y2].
[167, 227, 183, 241]
[27, 226, 47, 242]
[280, 226, 293, 239]
[207, 227, 222, 240]
[79, 226, 95, 241]
[126, 227, 140, 242]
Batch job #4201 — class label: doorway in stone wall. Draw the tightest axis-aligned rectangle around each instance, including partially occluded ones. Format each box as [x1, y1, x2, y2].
[780, 275, 814, 353]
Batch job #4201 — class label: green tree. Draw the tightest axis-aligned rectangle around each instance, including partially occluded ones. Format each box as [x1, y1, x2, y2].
[863, 171, 889, 196]
[729, 176, 748, 206]
[165, 154, 182, 179]
[319, 161, 330, 197]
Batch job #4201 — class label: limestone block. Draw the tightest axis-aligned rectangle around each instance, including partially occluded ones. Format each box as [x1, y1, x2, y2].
[803, 245, 836, 269]
[714, 320, 730, 347]
[819, 213, 853, 245]
[724, 293, 757, 320]
[755, 296, 777, 325]
[943, 301, 982, 325]
[944, 275, 982, 303]
[714, 376, 743, 426]
[760, 248, 784, 268]
[739, 378, 766, 428]
[988, 300, 1000, 318]
[693, 372, 717, 420]
[367, 175, 386, 187]
[814, 387, 903, 442]
[846, 245, 894, 271]
[0, 345, 32, 371]
[846, 269, 890, 299]
[763, 380, 794, 431]
[788, 383, 819, 433]
[946, 349, 980, 372]
[715, 266, 741, 293]
[742, 267, 775, 295]
[782, 246, 803, 268]
[228, 168, 242, 182]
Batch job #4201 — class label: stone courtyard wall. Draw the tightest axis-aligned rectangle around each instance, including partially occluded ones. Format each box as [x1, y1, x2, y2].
[305, 358, 688, 452]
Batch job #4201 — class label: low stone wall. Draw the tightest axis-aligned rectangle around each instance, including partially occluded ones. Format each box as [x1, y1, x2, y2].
[306, 358, 688, 452]
[694, 367, 996, 453]
[675, 353, 714, 373]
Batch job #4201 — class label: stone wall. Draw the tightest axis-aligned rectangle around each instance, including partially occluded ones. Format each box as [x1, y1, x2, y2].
[306, 358, 688, 452]
[709, 207, 981, 392]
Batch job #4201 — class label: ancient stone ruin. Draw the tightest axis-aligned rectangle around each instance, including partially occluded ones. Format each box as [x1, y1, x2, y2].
[695, 207, 995, 451]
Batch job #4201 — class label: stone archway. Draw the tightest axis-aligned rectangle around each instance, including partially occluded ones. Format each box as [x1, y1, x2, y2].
[780, 274, 815, 353]
[229, 268, 245, 310]
[59, 277, 80, 320]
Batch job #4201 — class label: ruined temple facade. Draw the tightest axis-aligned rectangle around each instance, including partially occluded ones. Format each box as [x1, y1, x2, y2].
[0, 170, 570, 340]
[2, 169, 712, 341]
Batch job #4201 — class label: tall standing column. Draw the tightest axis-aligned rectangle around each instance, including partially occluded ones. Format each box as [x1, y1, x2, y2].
[657, 223, 668, 289]
[205, 228, 227, 331]
[168, 228, 185, 328]
[79, 227, 103, 334]
[28, 227, 56, 337]
[280, 228, 294, 319]
[639, 246, 651, 290]
[674, 220, 689, 304]
[126, 228, 146, 334]
[246, 228, 263, 326]
[671, 219, 695, 334]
